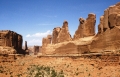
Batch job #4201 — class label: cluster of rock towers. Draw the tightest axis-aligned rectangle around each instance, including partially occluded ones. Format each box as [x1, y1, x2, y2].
[42, 13, 96, 46]
[42, 2, 120, 55]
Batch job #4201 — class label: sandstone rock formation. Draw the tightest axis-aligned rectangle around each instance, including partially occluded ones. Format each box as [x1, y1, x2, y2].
[98, 16, 104, 34]
[73, 18, 85, 39]
[83, 13, 96, 37]
[57, 21, 72, 43]
[42, 35, 52, 46]
[34, 46, 41, 55]
[90, 2, 120, 52]
[74, 13, 96, 40]
[25, 41, 28, 50]
[41, 2, 120, 56]
[0, 30, 24, 54]
[52, 27, 61, 44]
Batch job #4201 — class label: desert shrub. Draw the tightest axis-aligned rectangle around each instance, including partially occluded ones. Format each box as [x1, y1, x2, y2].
[27, 65, 64, 77]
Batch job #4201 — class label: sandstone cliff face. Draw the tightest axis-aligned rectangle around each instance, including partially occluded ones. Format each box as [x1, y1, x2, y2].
[52, 27, 61, 44]
[73, 18, 85, 40]
[90, 2, 120, 52]
[41, 2, 120, 56]
[42, 35, 52, 46]
[73, 13, 96, 40]
[0, 30, 24, 54]
[83, 13, 96, 37]
[98, 16, 104, 34]
[57, 21, 72, 43]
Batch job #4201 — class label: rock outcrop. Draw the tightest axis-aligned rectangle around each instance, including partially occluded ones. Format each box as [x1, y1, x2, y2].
[41, 2, 120, 56]
[83, 13, 96, 37]
[73, 18, 85, 39]
[34, 46, 41, 55]
[57, 21, 72, 43]
[98, 16, 104, 34]
[52, 27, 61, 44]
[42, 35, 52, 46]
[0, 30, 24, 54]
[74, 13, 96, 40]
[90, 2, 120, 52]
[25, 41, 28, 50]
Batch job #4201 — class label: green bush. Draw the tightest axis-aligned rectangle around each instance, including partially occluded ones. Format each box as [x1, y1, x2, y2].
[27, 65, 64, 77]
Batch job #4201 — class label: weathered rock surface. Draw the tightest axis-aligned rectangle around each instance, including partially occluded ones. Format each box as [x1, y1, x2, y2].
[90, 27, 120, 52]
[116, 14, 120, 26]
[74, 13, 96, 40]
[83, 13, 96, 37]
[34, 46, 41, 55]
[57, 21, 72, 43]
[98, 16, 104, 34]
[73, 18, 85, 40]
[42, 2, 120, 55]
[90, 2, 120, 52]
[42, 35, 52, 46]
[0, 46, 16, 54]
[52, 27, 61, 44]
[0, 30, 24, 54]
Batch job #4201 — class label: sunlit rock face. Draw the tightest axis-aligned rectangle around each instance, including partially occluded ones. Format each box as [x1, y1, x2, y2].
[73, 13, 96, 40]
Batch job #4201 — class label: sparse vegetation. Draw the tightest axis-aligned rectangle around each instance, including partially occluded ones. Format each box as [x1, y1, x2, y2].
[27, 65, 64, 77]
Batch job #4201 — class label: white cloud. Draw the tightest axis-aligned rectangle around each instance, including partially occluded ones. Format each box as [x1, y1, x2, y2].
[26, 30, 52, 37]
[25, 30, 52, 46]
[27, 39, 42, 46]
[26, 34, 31, 37]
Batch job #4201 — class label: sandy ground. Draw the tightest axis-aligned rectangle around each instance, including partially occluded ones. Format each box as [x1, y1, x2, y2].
[0, 55, 120, 77]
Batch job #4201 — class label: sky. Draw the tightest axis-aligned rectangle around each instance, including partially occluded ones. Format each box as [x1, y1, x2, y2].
[0, 0, 120, 46]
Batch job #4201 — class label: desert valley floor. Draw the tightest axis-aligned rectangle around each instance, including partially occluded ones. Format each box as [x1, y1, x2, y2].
[0, 55, 120, 77]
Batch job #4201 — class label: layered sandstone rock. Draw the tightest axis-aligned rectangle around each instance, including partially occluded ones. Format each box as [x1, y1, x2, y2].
[90, 27, 120, 52]
[34, 46, 42, 55]
[52, 27, 61, 44]
[73, 18, 85, 40]
[98, 16, 104, 34]
[18, 35, 23, 49]
[0, 30, 24, 54]
[74, 13, 96, 40]
[90, 2, 120, 52]
[41, 2, 120, 55]
[42, 35, 52, 46]
[102, 2, 120, 31]
[83, 13, 96, 37]
[57, 21, 72, 43]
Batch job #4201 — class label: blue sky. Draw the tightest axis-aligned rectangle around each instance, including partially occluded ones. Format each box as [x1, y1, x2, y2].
[0, 0, 119, 46]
